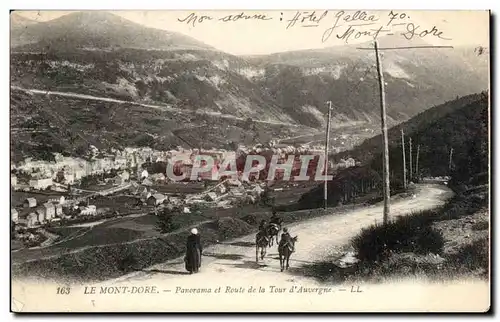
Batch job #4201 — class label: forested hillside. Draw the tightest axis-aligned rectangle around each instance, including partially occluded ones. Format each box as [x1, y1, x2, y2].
[300, 92, 489, 209]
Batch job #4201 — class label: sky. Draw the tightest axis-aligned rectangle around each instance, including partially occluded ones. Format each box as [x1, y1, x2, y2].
[15, 10, 490, 55]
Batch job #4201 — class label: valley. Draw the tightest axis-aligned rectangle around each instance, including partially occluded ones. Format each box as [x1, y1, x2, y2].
[9, 11, 490, 308]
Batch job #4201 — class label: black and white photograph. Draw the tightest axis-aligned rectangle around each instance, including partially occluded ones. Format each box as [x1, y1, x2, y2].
[9, 9, 490, 312]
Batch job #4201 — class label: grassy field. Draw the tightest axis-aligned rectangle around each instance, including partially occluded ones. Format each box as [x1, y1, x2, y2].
[45, 226, 87, 239]
[11, 182, 316, 263]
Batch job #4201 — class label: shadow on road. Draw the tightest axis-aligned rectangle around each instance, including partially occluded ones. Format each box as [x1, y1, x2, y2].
[220, 260, 268, 270]
[141, 269, 191, 276]
[287, 261, 356, 283]
[203, 253, 245, 260]
[219, 241, 255, 248]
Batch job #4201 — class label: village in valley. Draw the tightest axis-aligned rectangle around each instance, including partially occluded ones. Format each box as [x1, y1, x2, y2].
[10, 141, 359, 251]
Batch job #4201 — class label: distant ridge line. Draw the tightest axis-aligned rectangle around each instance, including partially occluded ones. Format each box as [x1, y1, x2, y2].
[356, 45, 455, 50]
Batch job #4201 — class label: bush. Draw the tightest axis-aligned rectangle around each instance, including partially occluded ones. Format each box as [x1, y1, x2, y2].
[118, 253, 138, 272]
[213, 217, 252, 241]
[472, 221, 489, 231]
[241, 214, 258, 225]
[447, 237, 489, 275]
[155, 210, 180, 234]
[260, 188, 275, 207]
[437, 194, 487, 221]
[352, 210, 445, 262]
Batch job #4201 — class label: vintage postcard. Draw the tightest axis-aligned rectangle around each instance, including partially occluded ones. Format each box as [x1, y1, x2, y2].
[10, 9, 490, 312]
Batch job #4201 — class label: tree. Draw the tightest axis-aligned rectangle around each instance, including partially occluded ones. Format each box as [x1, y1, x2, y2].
[55, 170, 65, 183]
[244, 117, 255, 131]
[155, 208, 181, 234]
[260, 186, 275, 208]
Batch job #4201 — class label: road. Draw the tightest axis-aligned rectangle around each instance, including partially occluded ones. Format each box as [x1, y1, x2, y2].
[11, 85, 298, 127]
[110, 184, 453, 285]
[11, 184, 490, 312]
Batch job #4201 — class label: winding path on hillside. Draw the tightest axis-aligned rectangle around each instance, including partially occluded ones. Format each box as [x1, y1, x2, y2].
[11, 85, 298, 127]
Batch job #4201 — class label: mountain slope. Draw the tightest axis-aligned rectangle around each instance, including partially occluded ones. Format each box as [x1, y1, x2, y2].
[10, 11, 214, 51]
[249, 37, 488, 127]
[10, 12, 39, 28]
[10, 88, 313, 162]
[300, 92, 489, 208]
[9, 11, 489, 159]
[10, 48, 295, 123]
[335, 91, 489, 181]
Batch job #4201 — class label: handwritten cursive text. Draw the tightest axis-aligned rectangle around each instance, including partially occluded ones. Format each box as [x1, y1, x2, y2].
[177, 13, 213, 27]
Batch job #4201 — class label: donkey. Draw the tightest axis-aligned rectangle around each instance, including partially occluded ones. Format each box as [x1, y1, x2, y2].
[255, 230, 270, 262]
[278, 236, 298, 272]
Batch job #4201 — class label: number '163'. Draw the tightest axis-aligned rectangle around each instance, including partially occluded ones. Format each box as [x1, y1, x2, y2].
[56, 287, 71, 295]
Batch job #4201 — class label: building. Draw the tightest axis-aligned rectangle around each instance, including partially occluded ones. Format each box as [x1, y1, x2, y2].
[114, 156, 128, 169]
[11, 175, 17, 189]
[226, 179, 242, 187]
[109, 176, 125, 185]
[345, 158, 356, 168]
[147, 194, 167, 206]
[120, 170, 130, 182]
[43, 202, 56, 221]
[140, 188, 151, 201]
[80, 205, 97, 216]
[35, 208, 46, 224]
[74, 169, 86, 180]
[29, 178, 53, 190]
[197, 165, 220, 181]
[23, 198, 37, 208]
[26, 213, 38, 228]
[64, 173, 75, 185]
[11, 208, 18, 223]
[133, 186, 147, 196]
[55, 204, 64, 218]
[204, 192, 218, 202]
[150, 173, 166, 183]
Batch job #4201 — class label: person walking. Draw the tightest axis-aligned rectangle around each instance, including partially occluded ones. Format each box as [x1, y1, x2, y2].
[258, 219, 268, 233]
[185, 228, 203, 274]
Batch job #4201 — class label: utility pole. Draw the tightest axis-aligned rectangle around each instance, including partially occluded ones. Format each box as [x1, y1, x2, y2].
[324, 101, 333, 211]
[401, 128, 407, 190]
[416, 144, 420, 180]
[374, 40, 390, 224]
[409, 137, 413, 182]
[449, 147, 454, 172]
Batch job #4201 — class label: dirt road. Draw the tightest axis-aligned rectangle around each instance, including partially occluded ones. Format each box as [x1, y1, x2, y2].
[12, 184, 490, 312]
[110, 184, 453, 286]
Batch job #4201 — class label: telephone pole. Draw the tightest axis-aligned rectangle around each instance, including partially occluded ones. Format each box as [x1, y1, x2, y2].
[401, 128, 407, 190]
[409, 137, 413, 182]
[449, 147, 454, 172]
[416, 144, 420, 180]
[355, 41, 454, 222]
[324, 101, 333, 210]
[374, 40, 390, 224]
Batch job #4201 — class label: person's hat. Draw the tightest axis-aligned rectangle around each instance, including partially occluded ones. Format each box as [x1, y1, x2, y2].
[190, 228, 198, 235]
